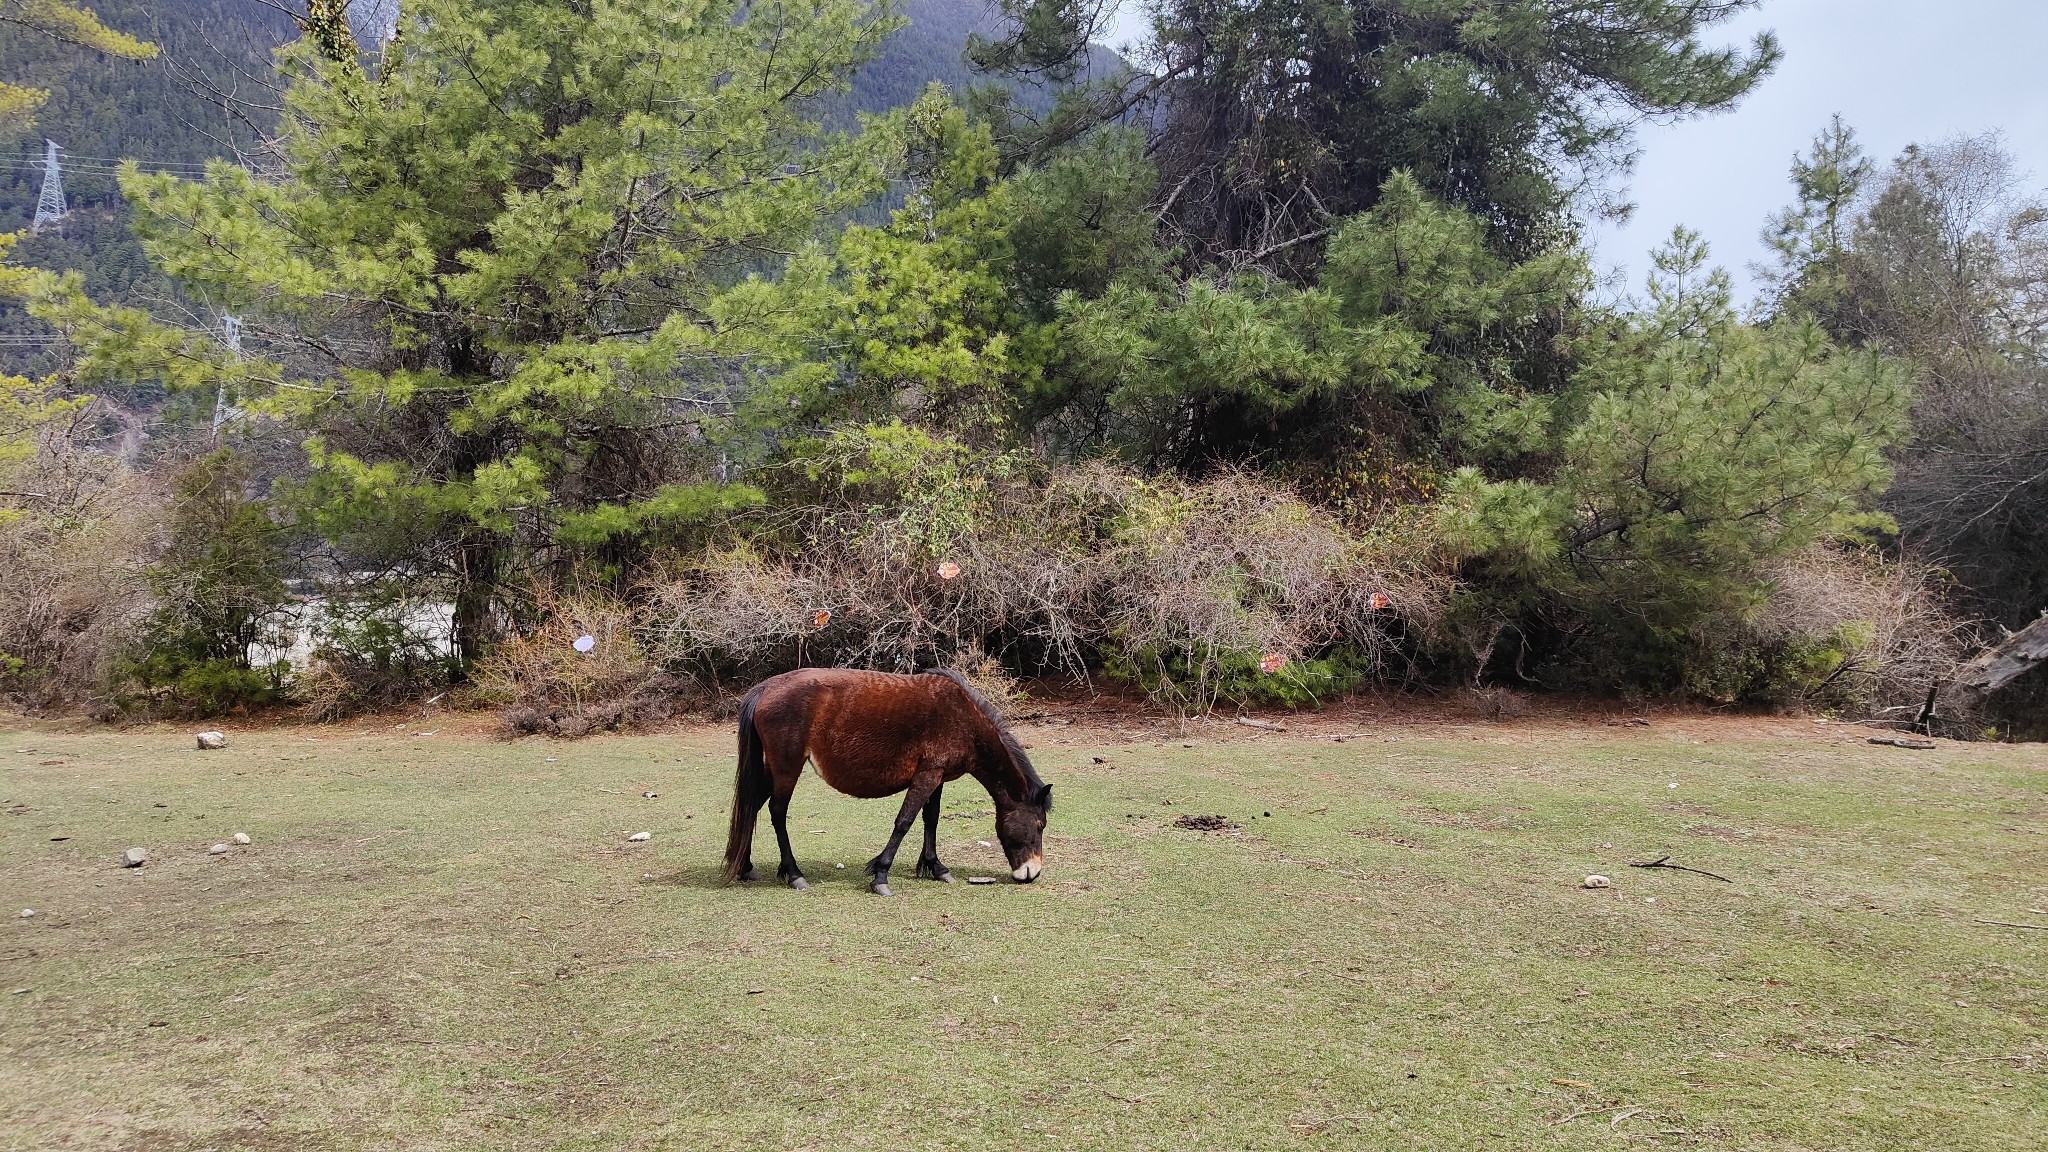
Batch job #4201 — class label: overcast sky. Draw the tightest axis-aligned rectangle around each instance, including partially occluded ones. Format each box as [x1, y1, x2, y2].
[1096, 1, 2048, 305]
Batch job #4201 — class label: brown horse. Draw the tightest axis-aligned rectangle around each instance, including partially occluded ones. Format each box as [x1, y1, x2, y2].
[723, 668, 1050, 895]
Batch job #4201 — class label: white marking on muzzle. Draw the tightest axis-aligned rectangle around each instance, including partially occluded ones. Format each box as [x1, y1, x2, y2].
[1012, 855, 1042, 882]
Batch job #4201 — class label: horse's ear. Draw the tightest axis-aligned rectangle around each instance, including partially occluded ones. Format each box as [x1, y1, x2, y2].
[1035, 783, 1052, 809]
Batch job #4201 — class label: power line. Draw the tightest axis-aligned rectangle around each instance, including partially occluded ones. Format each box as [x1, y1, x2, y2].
[0, 159, 214, 175]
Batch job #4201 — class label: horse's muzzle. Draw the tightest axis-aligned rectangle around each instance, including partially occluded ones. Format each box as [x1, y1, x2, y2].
[1012, 855, 1042, 883]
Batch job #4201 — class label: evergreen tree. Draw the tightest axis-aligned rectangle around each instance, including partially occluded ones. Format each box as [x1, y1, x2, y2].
[1760, 115, 1872, 324]
[978, 0, 1780, 269]
[19, 0, 911, 659]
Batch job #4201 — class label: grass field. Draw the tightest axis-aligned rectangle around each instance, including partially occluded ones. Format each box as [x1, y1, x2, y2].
[3, 710, 2045, 1150]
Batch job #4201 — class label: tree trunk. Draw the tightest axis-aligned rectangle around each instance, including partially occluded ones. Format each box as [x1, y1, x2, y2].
[1951, 613, 2048, 698]
[451, 535, 501, 668]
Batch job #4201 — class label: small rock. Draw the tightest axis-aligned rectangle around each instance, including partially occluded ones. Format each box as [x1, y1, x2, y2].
[9, 987, 26, 994]
[835, 863, 845, 870]
[123, 847, 148, 868]
[208, 843, 230, 856]
[627, 831, 651, 842]
[977, 840, 993, 848]
[1583, 874, 1612, 889]
[231, 832, 250, 846]
[195, 731, 227, 750]
[642, 791, 658, 799]
[1091, 756, 1107, 764]
[967, 876, 997, 885]
[17, 908, 34, 918]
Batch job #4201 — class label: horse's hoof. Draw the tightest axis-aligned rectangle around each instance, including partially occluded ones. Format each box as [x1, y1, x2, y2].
[935, 871, 954, 884]
[870, 881, 894, 897]
[738, 868, 760, 883]
[789, 877, 809, 891]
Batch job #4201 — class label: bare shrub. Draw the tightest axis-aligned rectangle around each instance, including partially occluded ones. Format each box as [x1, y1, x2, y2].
[636, 451, 1450, 711]
[1088, 466, 1446, 708]
[0, 418, 164, 710]
[1462, 685, 1534, 721]
[1685, 544, 1978, 715]
[469, 589, 683, 736]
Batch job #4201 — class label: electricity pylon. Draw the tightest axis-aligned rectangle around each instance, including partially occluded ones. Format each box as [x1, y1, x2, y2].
[31, 140, 67, 233]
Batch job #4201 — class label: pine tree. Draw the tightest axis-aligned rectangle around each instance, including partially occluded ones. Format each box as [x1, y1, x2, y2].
[19, 0, 910, 659]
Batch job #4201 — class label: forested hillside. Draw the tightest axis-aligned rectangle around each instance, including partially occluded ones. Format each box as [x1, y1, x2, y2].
[0, 0, 1089, 369]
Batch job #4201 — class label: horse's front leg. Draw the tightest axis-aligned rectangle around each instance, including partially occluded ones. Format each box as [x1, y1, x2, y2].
[866, 771, 942, 896]
[914, 782, 952, 882]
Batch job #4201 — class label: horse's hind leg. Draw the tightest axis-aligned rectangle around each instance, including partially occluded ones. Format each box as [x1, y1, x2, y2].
[768, 779, 808, 891]
[866, 772, 942, 897]
[914, 783, 952, 882]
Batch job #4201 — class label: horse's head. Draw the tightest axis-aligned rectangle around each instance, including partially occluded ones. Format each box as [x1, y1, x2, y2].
[995, 781, 1051, 882]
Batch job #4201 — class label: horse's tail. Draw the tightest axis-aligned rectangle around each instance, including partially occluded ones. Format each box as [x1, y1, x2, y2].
[723, 687, 770, 882]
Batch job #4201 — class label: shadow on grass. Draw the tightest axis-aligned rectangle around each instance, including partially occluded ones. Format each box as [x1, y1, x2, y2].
[639, 866, 1011, 892]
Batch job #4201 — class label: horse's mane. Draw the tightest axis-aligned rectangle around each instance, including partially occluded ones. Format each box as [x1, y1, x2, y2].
[926, 667, 1047, 800]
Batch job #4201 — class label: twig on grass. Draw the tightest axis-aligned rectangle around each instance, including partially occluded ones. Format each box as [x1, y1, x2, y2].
[1629, 856, 1733, 883]
[1974, 918, 2048, 931]
[1558, 1102, 1656, 1128]
[1090, 1035, 1136, 1054]
[1288, 1112, 1375, 1132]
[1938, 1053, 2040, 1065]
[1234, 717, 1287, 733]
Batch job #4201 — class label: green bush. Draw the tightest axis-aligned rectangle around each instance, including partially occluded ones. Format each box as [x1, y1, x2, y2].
[118, 653, 291, 717]
[1104, 645, 1371, 709]
[116, 451, 296, 716]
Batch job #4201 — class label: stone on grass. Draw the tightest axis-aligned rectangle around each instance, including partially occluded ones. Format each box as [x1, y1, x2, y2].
[17, 908, 33, 918]
[208, 843, 230, 856]
[627, 831, 651, 842]
[123, 847, 148, 868]
[195, 731, 227, 750]
[1583, 874, 1612, 889]
[231, 832, 250, 846]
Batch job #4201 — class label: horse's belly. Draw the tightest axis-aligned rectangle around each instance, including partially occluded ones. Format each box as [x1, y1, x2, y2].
[809, 747, 917, 799]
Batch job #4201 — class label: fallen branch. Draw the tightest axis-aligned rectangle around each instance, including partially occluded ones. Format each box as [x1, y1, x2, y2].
[1234, 716, 1287, 732]
[1974, 918, 2048, 932]
[1554, 1104, 1625, 1126]
[1951, 612, 2048, 698]
[1867, 736, 1937, 750]
[1628, 856, 1733, 883]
